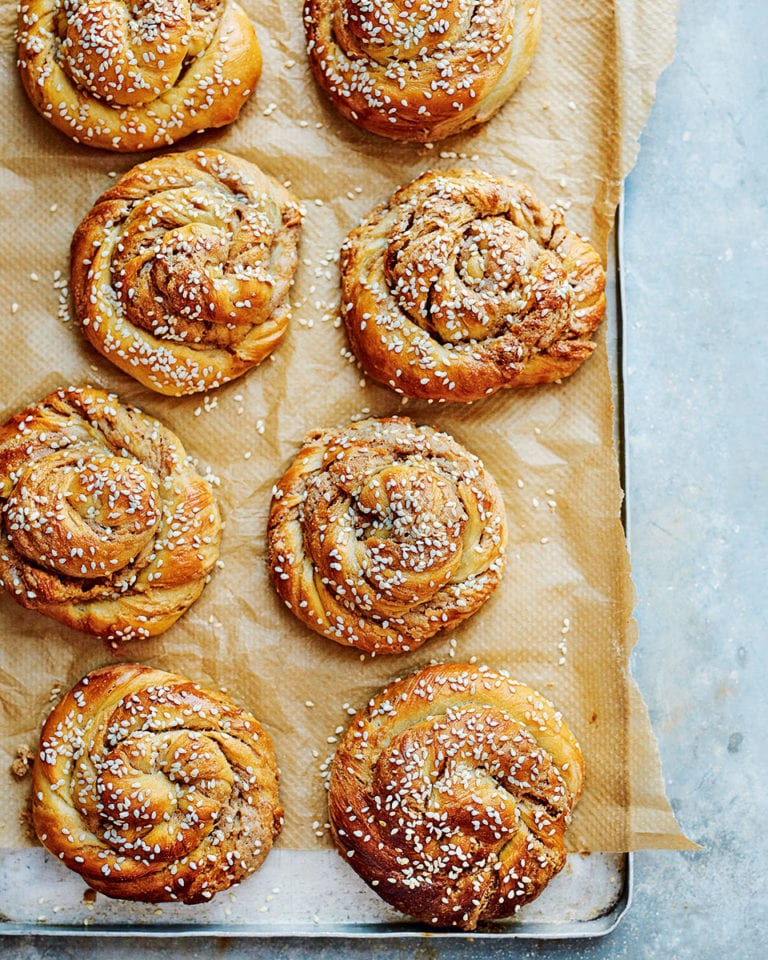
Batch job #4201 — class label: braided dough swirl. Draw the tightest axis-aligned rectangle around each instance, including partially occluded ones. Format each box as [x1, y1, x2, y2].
[267, 417, 506, 655]
[341, 169, 606, 402]
[32, 663, 282, 902]
[304, 0, 541, 142]
[17, 0, 262, 152]
[329, 663, 584, 929]
[71, 150, 303, 396]
[0, 386, 221, 640]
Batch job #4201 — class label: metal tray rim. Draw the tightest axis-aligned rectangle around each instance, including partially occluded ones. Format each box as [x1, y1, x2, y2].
[0, 855, 632, 939]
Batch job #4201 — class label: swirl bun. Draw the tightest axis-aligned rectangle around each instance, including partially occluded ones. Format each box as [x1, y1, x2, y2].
[329, 663, 584, 929]
[267, 416, 506, 655]
[0, 387, 221, 640]
[71, 150, 303, 396]
[304, 0, 541, 142]
[17, 0, 262, 152]
[32, 663, 282, 902]
[341, 169, 606, 402]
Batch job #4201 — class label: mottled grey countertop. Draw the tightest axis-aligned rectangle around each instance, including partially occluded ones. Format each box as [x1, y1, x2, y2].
[4, 0, 766, 956]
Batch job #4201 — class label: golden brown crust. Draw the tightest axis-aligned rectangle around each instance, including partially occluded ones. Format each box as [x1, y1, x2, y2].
[304, 0, 541, 142]
[341, 169, 606, 402]
[32, 663, 282, 903]
[16, 0, 262, 152]
[0, 386, 221, 640]
[70, 150, 303, 396]
[267, 416, 506, 655]
[329, 663, 584, 929]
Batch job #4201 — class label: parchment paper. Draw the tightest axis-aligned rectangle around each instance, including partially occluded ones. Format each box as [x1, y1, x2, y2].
[0, 0, 694, 854]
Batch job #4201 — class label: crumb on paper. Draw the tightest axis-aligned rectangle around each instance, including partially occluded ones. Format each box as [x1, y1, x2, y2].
[10, 745, 33, 780]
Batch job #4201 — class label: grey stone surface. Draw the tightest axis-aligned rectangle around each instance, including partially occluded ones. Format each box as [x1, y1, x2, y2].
[2, 0, 765, 955]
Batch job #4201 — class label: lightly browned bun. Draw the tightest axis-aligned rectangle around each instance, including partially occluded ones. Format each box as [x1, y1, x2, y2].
[32, 662, 282, 902]
[71, 150, 303, 396]
[0, 386, 221, 641]
[17, 0, 263, 152]
[267, 416, 506, 655]
[341, 168, 606, 402]
[304, 0, 541, 142]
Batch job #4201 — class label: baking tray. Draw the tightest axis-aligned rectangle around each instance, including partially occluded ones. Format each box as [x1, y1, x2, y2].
[0, 215, 632, 940]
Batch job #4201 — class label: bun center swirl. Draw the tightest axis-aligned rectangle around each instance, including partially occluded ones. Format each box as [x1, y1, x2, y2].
[92, 730, 233, 857]
[5, 452, 159, 578]
[113, 186, 283, 345]
[307, 455, 469, 615]
[387, 205, 570, 344]
[384, 178, 573, 346]
[57, 0, 198, 106]
[336, 0, 473, 62]
[373, 704, 569, 870]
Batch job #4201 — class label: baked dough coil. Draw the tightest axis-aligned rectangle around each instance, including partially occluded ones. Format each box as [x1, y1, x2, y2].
[304, 0, 541, 142]
[71, 150, 303, 396]
[341, 169, 606, 402]
[32, 663, 282, 903]
[329, 663, 584, 929]
[267, 416, 506, 655]
[0, 386, 221, 640]
[17, 0, 262, 151]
